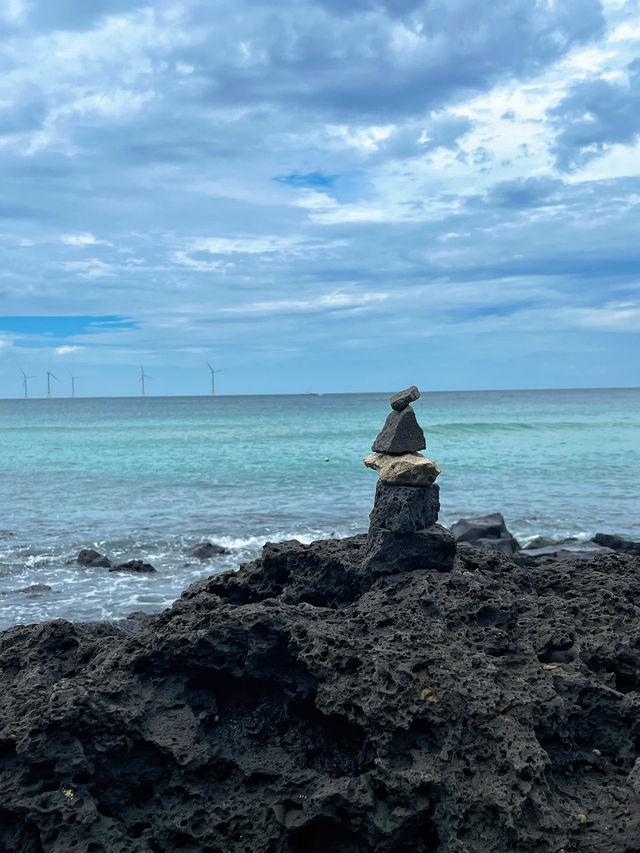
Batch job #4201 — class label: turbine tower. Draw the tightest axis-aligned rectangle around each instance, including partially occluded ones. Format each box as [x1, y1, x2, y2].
[69, 372, 79, 398]
[139, 365, 151, 397]
[46, 368, 58, 398]
[19, 369, 35, 399]
[206, 362, 222, 396]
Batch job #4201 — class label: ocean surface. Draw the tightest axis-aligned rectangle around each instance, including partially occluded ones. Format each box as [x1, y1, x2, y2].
[1, 388, 638, 630]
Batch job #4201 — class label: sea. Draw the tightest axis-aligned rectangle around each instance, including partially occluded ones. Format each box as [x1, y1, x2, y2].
[1, 388, 638, 631]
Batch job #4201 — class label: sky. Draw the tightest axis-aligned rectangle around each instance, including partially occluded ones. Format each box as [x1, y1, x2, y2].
[1, 0, 639, 396]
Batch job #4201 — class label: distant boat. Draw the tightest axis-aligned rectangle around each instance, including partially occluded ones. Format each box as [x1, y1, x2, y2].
[303, 391, 319, 396]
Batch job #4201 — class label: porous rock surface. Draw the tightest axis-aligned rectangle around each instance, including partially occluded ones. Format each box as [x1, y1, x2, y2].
[368, 482, 440, 532]
[0, 537, 639, 852]
[390, 385, 420, 411]
[371, 406, 426, 454]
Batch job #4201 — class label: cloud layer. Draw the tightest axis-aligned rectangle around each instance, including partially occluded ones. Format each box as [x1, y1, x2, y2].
[0, 0, 639, 395]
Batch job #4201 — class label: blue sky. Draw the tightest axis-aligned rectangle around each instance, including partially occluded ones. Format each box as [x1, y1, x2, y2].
[0, 0, 639, 396]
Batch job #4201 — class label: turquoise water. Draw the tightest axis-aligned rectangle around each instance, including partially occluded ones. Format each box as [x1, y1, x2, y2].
[1, 388, 638, 629]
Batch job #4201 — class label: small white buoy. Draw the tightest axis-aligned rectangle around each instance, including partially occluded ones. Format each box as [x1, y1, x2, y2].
[324, 457, 330, 462]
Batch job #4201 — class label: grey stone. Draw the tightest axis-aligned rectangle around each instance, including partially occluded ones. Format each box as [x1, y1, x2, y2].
[371, 406, 426, 454]
[363, 452, 440, 485]
[77, 549, 111, 568]
[189, 542, 229, 560]
[363, 524, 456, 576]
[592, 533, 640, 557]
[390, 385, 420, 411]
[450, 512, 520, 555]
[369, 482, 440, 532]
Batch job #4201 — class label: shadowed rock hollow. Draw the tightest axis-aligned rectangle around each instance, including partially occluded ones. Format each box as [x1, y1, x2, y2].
[0, 536, 638, 853]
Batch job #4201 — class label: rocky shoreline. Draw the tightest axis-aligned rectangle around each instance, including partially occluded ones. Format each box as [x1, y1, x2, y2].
[0, 531, 639, 852]
[0, 388, 638, 852]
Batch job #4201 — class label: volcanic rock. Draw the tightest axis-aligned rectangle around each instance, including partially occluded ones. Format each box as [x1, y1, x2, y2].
[364, 523, 456, 575]
[592, 532, 640, 557]
[189, 541, 229, 560]
[371, 405, 426, 454]
[389, 384, 420, 411]
[363, 451, 440, 485]
[450, 512, 520, 555]
[77, 548, 111, 568]
[368, 481, 440, 532]
[1, 536, 638, 851]
[110, 559, 157, 573]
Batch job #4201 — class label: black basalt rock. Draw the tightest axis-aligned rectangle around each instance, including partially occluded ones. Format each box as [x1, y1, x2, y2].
[0, 535, 638, 851]
[389, 384, 420, 411]
[371, 405, 426, 454]
[364, 523, 456, 575]
[189, 542, 229, 560]
[77, 548, 111, 568]
[592, 532, 640, 556]
[369, 481, 440, 533]
[110, 559, 157, 573]
[451, 512, 520, 555]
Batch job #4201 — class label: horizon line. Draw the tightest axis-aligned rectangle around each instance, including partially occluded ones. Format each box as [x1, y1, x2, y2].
[0, 384, 639, 401]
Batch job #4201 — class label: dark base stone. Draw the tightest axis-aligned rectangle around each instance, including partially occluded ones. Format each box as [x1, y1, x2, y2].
[364, 523, 456, 576]
[369, 481, 440, 532]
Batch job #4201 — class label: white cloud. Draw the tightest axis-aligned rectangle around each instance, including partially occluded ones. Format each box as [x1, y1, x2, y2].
[60, 259, 116, 278]
[55, 345, 84, 355]
[187, 236, 306, 255]
[223, 290, 388, 315]
[61, 232, 111, 247]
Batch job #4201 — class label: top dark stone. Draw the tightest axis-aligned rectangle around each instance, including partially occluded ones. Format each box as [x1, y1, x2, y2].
[390, 385, 420, 411]
[371, 405, 426, 454]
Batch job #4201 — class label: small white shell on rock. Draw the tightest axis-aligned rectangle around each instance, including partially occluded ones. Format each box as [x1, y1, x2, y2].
[363, 452, 441, 485]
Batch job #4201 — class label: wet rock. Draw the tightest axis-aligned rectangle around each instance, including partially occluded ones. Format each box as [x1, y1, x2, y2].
[77, 548, 111, 568]
[0, 536, 638, 851]
[1, 584, 52, 595]
[525, 535, 558, 550]
[389, 384, 420, 411]
[451, 512, 520, 555]
[368, 481, 440, 532]
[363, 451, 440, 485]
[188, 541, 229, 560]
[592, 532, 640, 557]
[109, 559, 157, 573]
[371, 405, 426, 454]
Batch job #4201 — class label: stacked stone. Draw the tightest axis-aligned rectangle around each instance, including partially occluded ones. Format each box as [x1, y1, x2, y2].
[363, 385, 456, 575]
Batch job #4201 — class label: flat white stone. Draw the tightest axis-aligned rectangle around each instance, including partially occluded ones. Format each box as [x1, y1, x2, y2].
[363, 452, 441, 485]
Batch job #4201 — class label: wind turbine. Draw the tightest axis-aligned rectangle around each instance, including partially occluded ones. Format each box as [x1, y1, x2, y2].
[19, 369, 35, 399]
[46, 368, 59, 398]
[139, 365, 151, 397]
[69, 371, 80, 398]
[206, 362, 222, 396]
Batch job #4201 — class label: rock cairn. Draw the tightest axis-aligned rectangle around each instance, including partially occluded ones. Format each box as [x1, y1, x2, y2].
[363, 385, 456, 574]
